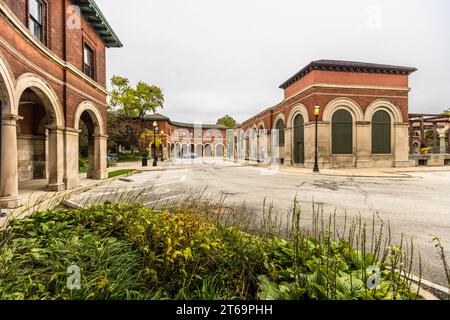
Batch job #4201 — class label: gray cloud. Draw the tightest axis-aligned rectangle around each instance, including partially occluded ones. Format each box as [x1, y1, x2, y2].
[96, 0, 450, 123]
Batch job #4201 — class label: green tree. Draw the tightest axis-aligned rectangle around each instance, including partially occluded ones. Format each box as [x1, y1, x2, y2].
[109, 76, 164, 153]
[442, 108, 450, 116]
[216, 115, 237, 128]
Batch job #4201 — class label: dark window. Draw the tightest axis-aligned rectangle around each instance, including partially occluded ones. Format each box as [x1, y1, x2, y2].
[276, 119, 285, 146]
[29, 0, 45, 42]
[83, 44, 95, 79]
[372, 110, 391, 154]
[332, 109, 353, 154]
[293, 114, 304, 164]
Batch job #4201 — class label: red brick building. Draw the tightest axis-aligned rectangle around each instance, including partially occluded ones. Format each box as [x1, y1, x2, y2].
[122, 113, 229, 159]
[238, 60, 417, 169]
[0, 0, 122, 208]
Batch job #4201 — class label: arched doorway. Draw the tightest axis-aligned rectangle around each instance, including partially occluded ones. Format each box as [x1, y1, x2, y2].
[204, 144, 213, 157]
[15, 74, 65, 191]
[195, 144, 203, 157]
[216, 144, 224, 158]
[174, 143, 181, 157]
[182, 144, 188, 156]
[74, 102, 106, 181]
[293, 114, 305, 164]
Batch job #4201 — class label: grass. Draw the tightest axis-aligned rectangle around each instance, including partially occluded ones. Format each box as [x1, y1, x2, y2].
[108, 169, 135, 179]
[0, 192, 432, 300]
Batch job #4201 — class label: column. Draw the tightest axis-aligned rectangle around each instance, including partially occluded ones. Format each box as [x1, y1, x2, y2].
[394, 123, 411, 167]
[64, 128, 81, 189]
[355, 121, 371, 168]
[440, 133, 446, 154]
[284, 127, 292, 164]
[93, 134, 108, 180]
[46, 126, 65, 191]
[0, 114, 21, 208]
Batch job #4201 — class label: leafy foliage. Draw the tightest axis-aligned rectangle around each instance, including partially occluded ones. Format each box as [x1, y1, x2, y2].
[216, 115, 237, 129]
[0, 203, 419, 300]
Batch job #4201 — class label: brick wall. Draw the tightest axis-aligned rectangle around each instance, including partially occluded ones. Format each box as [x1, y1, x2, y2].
[1, 0, 108, 130]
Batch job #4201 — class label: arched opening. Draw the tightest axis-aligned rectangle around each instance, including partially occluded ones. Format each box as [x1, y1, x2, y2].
[16, 87, 62, 191]
[257, 125, 264, 162]
[0, 57, 20, 207]
[332, 109, 353, 155]
[174, 143, 181, 157]
[195, 144, 203, 157]
[372, 110, 391, 154]
[245, 131, 250, 160]
[216, 144, 224, 158]
[275, 119, 285, 147]
[190, 144, 195, 154]
[293, 114, 304, 164]
[182, 144, 188, 156]
[74, 102, 105, 181]
[204, 144, 213, 157]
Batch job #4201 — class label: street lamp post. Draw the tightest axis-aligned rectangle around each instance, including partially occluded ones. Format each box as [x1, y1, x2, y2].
[153, 121, 158, 167]
[313, 105, 320, 173]
[160, 130, 164, 162]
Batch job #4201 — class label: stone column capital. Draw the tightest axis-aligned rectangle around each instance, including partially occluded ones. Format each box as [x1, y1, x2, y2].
[46, 125, 65, 132]
[2, 114, 23, 125]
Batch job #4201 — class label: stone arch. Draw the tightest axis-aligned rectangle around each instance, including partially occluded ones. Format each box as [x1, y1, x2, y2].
[256, 121, 265, 130]
[215, 143, 225, 158]
[287, 104, 309, 128]
[15, 73, 64, 127]
[364, 99, 403, 123]
[273, 113, 286, 129]
[73, 101, 107, 180]
[0, 52, 16, 114]
[0, 53, 20, 207]
[323, 98, 364, 122]
[73, 101, 105, 135]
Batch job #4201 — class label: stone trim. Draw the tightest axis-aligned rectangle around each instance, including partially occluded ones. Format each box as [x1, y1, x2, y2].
[284, 82, 411, 102]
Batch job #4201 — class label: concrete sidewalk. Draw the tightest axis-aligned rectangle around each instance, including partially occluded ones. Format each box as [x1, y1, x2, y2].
[0, 170, 137, 228]
[254, 163, 450, 178]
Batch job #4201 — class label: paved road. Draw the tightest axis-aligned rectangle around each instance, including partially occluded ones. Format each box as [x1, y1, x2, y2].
[69, 160, 450, 287]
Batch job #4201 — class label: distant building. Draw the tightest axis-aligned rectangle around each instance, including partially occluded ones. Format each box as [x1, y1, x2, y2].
[121, 113, 229, 159]
[0, 0, 122, 208]
[238, 60, 418, 168]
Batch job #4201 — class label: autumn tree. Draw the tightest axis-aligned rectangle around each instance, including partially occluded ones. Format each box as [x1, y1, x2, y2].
[108, 76, 164, 153]
[217, 115, 237, 128]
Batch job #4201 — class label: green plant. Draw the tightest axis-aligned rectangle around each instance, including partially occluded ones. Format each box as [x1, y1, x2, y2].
[108, 169, 135, 179]
[79, 157, 89, 174]
[0, 197, 423, 301]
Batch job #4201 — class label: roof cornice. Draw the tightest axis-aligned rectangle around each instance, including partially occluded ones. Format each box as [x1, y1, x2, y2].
[280, 60, 418, 90]
[72, 0, 123, 48]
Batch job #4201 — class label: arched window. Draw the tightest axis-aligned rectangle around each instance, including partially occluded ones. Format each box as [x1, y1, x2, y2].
[276, 119, 285, 146]
[293, 114, 304, 164]
[332, 109, 353, 154]
[372, 110, 391, 154]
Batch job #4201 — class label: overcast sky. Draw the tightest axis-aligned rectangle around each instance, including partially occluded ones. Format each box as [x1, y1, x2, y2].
[96, 0, 450, 124]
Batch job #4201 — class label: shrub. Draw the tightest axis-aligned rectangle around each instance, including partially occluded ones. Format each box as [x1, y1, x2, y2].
[78, 157, 89, 174]
[0, 202, 421, 300]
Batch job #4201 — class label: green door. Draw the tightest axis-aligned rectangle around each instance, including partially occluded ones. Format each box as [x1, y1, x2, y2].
[294, 115, 305, 164]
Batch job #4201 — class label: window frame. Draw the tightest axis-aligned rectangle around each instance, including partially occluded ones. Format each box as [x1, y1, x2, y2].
[28, 0, 47, 44]
[83, 42, 96, 80]
[371, 110, 392, 155]
[276, 119, 285, 146]
[331, 109, 353, 155]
